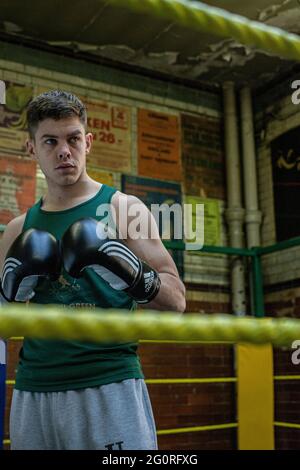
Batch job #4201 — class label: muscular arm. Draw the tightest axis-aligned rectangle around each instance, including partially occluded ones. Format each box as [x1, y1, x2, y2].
[112, 193, 186, 313]
[128, 237, 186, 313]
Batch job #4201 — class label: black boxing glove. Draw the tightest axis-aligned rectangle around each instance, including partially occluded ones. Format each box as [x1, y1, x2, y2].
[1, 228, 61, 302]
[0, 289, 7, 305]
[61, 217, 161, 304]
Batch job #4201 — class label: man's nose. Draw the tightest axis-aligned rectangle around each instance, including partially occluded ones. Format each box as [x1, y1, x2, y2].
[57, 143, 71, 159]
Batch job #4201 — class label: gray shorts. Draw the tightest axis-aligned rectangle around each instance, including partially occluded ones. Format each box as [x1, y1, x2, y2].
[10, 379, 158, 450]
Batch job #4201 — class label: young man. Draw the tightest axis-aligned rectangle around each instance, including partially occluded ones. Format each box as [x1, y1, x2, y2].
[0, 90, 186, 450]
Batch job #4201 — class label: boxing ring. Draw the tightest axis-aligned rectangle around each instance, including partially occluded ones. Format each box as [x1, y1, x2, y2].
[1, 0, 300, 450]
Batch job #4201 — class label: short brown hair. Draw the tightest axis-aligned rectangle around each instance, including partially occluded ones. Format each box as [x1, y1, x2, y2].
[27, 90, 87, 139]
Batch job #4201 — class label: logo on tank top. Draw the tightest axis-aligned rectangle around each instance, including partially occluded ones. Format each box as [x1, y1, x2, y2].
[55, 274, 81, 291]
[48, 274, 81, 299]
[104, 440, 124, 450]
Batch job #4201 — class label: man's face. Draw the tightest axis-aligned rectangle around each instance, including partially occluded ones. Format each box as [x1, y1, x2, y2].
[27, 116, 93, 186]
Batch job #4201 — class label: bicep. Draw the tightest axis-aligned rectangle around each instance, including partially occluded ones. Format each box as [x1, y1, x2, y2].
[115, 194, 180, 277]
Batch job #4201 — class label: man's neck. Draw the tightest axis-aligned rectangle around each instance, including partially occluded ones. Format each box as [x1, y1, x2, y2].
[42, 177, 101, 211]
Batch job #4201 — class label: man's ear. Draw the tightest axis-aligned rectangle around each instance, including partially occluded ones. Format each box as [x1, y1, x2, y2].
[85, 132, 93, 154]
[26, 139, 37, 160]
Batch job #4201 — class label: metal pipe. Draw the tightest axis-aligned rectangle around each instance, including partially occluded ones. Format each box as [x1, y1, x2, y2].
[223, 82, 246, 316]
[240, 87, 263, 317]
[240, 86, 262, 249]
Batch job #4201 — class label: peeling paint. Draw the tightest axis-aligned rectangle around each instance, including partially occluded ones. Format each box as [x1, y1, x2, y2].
[147, 52, 179, 66]
[97, 44, 137, 62]
[257, 0, 293, 21]
[48, 41, 136, 60]
[186, 39, 256, 78]
[2, 21, 22, 34]
[265, 7, 300, 31]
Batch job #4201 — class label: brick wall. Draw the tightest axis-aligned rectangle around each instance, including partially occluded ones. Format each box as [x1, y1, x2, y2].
[263, 284, 300, 449]
[138, 337, 236, 450]
[274, 349, 300, 449]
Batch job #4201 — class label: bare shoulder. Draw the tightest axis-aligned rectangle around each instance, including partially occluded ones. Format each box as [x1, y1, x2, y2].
[1, 213, 26, 238]
[111, 190, 150, 219]
[111, 191, 160, 242]
[111, 190, 143, 208]
[0, 213, 26, 272]
[111, 190, 147, 221]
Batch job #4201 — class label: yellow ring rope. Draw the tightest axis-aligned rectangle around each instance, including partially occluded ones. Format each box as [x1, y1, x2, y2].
[274, 422, 300, 430]
[3, 423, 300, 444]
[110, 0, 300, 61]
[5, 378, 237, 386]
[0, 305, 299, 347]
[157, 423, 238, 435]
[6, 377, 300, 385]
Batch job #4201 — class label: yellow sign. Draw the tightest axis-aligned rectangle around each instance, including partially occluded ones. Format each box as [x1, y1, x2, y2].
[87, 168, 114, 187]
[185, 195, 221, 247]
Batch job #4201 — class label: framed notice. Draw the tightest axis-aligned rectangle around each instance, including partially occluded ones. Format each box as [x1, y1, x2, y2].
[84, 98, 132, 173]
[0, 82, 33, 155]
[138, 109, 181, 181]
[0, 155, 36, 224]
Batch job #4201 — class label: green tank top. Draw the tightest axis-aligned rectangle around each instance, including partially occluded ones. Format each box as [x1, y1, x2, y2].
[15, 184, 144, 392]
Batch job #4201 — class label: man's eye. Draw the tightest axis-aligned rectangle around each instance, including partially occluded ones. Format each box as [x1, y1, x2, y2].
[69, 136, 79, 144]
[45, 139, 56, 145]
